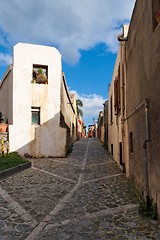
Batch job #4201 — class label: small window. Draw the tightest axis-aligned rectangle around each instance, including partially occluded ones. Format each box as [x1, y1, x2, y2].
[111, 144, 113, 155]
[32, 65, 48, 84]
[31, 107, 40, 125]
[129, 132, 133, 153]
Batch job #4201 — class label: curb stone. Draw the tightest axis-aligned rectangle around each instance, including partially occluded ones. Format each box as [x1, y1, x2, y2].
[0, 161, 31, 179]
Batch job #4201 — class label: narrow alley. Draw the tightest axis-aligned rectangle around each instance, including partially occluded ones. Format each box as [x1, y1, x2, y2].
[0, 138, 160, 239]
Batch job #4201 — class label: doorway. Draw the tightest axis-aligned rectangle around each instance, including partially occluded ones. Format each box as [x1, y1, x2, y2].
[119, 142, 123, 166]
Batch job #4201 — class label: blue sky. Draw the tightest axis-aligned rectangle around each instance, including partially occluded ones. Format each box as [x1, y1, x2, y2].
[0, 0, 136, 127]
[63, 44, 116, 97]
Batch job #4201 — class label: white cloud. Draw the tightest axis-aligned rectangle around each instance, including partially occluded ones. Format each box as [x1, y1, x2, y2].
[0, 0, 135, 65]
[0, 53, 12, 66]
[70, 90, 106, 126]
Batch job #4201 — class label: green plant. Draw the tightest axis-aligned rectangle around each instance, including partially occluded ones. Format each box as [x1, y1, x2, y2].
[0, 152, 28, 171]
[32, 68, 48, 84]
[102, 143, 108, 150]
[67, 144, 73, 154]
[76, 99, 83, 118]
[0, 112, 4, 123]
[36, 68, 47, 83]
[138, 197, 158, 220]
[0, 112, 8, 124]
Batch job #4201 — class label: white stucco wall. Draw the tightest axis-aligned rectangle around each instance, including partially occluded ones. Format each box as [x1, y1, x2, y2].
[8, 43, 67, 157]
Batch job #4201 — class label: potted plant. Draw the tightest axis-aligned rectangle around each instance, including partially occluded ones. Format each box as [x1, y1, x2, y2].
[41, 75, 48, 84]
[32, 68, 48, 84]
[0, 112, 8, 132]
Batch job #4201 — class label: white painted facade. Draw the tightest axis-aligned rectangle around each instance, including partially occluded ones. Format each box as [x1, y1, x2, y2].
[0, 43, 72, 157]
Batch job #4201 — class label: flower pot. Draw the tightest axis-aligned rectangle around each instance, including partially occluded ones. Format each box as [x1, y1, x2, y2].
[0, 123, 8, 132]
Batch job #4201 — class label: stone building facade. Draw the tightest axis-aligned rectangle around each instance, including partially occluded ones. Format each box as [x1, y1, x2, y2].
[108, 0, 160, 215]
[125, 0, 160, 214]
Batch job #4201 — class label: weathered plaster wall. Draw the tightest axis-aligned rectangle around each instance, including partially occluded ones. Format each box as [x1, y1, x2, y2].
[126, 0, 160, 213]
[60, 74, 77, 151]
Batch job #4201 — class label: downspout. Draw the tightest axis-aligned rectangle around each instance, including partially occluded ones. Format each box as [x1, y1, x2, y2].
[120, 41, 125, 171]
[120, 42, 124, 123]
[125, 98, 150, 207]
[143, 98, 150, 207]
[117, 32, 127, 171]
[118, 36, 127, 123]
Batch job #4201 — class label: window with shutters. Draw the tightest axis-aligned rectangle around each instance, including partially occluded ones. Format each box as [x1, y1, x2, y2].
[114, 64, 121, 115]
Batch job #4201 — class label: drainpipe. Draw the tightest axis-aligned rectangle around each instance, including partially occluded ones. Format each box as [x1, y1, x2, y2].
[125, 98, 150, 207]
[119, 41, 123, 122]
[143, 98, 150, 208]
[120, 41, 125, 171]
[117, 29, 128, 172]
[117, 32, 128, 123]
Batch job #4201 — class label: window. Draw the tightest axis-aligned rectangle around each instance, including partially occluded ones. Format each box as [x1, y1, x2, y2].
[31, 107, 40, 125]
[129, 132, 133, 153]
[152, 0, 160, 30]
[32, 65, 48, 84]
[111, 144, 113, 155]
[114, 65, 121, 115]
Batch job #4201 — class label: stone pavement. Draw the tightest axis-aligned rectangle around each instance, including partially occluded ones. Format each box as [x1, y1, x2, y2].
[0, 138, 160, 240]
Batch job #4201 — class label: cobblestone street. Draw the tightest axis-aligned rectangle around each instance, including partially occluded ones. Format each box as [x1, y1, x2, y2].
[0, 138, 160, 239]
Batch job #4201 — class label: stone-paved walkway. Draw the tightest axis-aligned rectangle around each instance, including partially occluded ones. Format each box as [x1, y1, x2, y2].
[0, 138, 160, 239]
